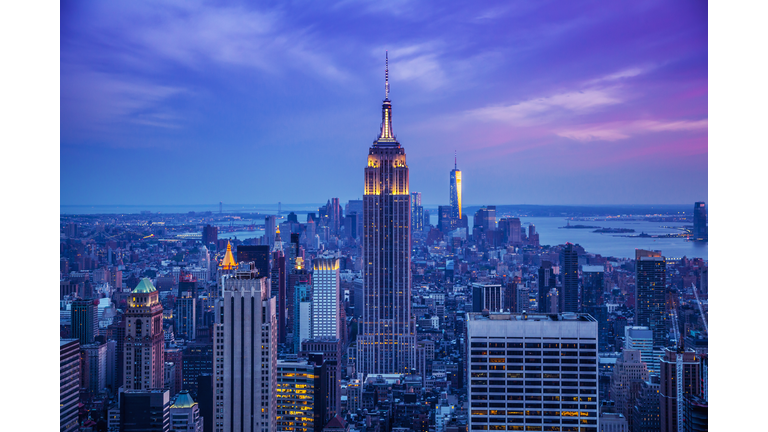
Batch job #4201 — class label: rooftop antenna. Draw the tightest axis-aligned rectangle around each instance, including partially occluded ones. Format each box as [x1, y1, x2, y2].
[455, 150, 457, 170]
[385, 51, 390, 99]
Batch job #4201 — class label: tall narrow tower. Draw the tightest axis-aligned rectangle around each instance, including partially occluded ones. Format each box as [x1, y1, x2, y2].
[358, 52, 416, 375]
[123, 278, 165, 390]
[450, 151, 462, 221]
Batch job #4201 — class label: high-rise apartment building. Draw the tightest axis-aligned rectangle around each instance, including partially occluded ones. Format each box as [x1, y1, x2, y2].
[632, 377, 661, 432]
[466, 312, 599, 432]
[660, 348, 701, 432]
[358, 54, 416, 376]
[692, 202, 707, 242]
[560, 243, 579, 313]
[449, 155, 462, 221]
[635, 250, 667, 346]
[213, 268, 276, 432]
[60, 339, 80, 432]
[312, 258, 341, 339]
[124, 278, 165, 391]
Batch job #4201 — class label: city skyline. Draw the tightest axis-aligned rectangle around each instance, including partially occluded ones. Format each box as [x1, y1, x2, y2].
[61, 1, 707, 207]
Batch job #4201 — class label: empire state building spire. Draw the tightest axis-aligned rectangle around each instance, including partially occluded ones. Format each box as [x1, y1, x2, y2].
[377, 51, 396, 144]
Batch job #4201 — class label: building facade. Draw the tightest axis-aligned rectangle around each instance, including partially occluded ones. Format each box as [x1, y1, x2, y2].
[358, 54, 416, 376]
[124, 278, 165, 391]
[466, 312, 599, 431]
[311, 258, 341, 339]
[560, 243, 579, 313]
[61, 339, 80, 432]
[635, 250, 667, 347]
[449, 156, 462, 221]
[213, 269, 277, 432]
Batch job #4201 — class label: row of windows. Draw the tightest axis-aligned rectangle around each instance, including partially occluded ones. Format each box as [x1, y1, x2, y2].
[470, 402, 597, 409]
[470, 390, 597, 400]
[470, 342, 595, 349]
[470, 424, 597, 431]
[471, 350, 596, 356]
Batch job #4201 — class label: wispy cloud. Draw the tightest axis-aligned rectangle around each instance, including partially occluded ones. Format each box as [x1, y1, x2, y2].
[464, 87, 623, 125]
[556, 119, 708, 142]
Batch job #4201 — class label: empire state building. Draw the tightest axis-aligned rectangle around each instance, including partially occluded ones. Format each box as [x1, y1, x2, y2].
[358, 53, 416, 375]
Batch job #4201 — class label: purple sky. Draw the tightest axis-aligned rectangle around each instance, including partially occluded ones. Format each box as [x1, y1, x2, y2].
[60, 0, 707, 206]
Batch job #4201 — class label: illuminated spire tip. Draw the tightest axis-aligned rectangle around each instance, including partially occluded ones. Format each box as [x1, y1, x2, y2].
[385, 51, 389, 100]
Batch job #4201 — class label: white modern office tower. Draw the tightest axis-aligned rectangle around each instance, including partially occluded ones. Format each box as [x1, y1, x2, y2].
[358, 53, 416, 375]
[213, 268, 277, 432]
[311, 257, 341, 339]
[466, 312, 599, 432]
[624, 326, 657, 374]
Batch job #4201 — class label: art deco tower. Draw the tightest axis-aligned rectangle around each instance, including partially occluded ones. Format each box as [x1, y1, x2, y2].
[123, 278, 164, 390]
[358, 53, 416, 375]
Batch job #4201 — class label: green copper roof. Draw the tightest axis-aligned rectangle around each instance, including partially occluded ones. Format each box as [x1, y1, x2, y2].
[132, 278, 157, 294]
[171, 391, 196, 409]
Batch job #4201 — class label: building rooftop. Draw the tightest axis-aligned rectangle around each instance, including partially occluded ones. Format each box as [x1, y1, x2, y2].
[132, 278, 157, 294]
[467, 312, 596, 322]
[170, 391, 196, 409]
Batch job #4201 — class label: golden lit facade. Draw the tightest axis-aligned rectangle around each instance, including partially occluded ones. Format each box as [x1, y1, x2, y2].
[450, 167, 462, 220]
[123, 278, 165, 391]
[358, 54, 416, 376]
[276, 362, 317, 432]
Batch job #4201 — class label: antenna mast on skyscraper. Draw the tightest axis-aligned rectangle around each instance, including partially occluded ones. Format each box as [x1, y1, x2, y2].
[455, 150, 457, 170]
[385, 51, 389, 100]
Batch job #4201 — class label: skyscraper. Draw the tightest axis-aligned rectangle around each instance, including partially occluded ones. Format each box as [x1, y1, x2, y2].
[236, 245, 270, 278]
[635, 249, 667, 346]
[560, 243, 579, 313]
[213, 267, 277, 432]
[72, 299, 98, 345]
[538, 261, 556, 313]
[471, 283, 503, 313]
[60, 339, 80, 432]
[312, 257, 341, 339]
[410, 192, 423, 232]
[449, 152, 462, 221]
[660, 348, 701, 432]
[202, 225, 218, 246]
[358, 53, 416, 375]
[581, 265, 604, 310]
[123, 278, 165, 391]
[465, 312, 599, 431]
[692, 202, 707, 241]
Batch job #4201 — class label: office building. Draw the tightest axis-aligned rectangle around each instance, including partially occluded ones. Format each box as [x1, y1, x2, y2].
[560, 243, 579, 313]
[581, 265, 604, 309]
[466, 312, 599, 432]
[293, 282, 312, 354]
[311, 258, 341, 339]
[213, 267, 276, 432]
[121, 389, 171, 432]
[473, 206, 496, 233]
[632, 377, 661, 432]
[271, 232, 287, 344]
[411, 192, 423, 232]
[169, 391, 204, 432]
[300, 339, 343, 420]
[599, 412, 628, 432]
[538, 261, 556, 313]
[276, 359, 325, 432]
[449, 155, 462, 220]
[82, 342, 108, 394]
[181, 342, 213, 399]
[471, 283, 504, 313]
[175, 294, 196, 341]
[236, 245, 271, 279]
[358, 54, 416, 375]
[124, 278, 165, 390]
[624, 327, 657, 374]
[498, 218, 522, 246]
[660, 348, 701, 432]
[609, 350, 648, 426]
[61, 339, 80, 432]
[72, 299, 98, 345]
[682, 395, 707, 432]
[265, 216, 277, 247]
[202, 225, 218, 246]
[635, 250, 667, 346]
[692, 202, 707, 242]
[438, 205, 454, 233]
[287, 259, 311, 348]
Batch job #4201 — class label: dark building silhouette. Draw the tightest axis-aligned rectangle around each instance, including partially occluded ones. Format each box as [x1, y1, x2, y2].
[692, 202, 707, 241]
[236, 245, 270, 278]
[635, 249, 667, 346]
[120, 389, 170, 432]
[660, 348, 701, 432]
[581, 265, 604, 309]
[72, 299, 98, 345]
[202, 225, 218, 246]
[537, 261, 556, 313]
[560, 243, 579, 313]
